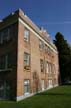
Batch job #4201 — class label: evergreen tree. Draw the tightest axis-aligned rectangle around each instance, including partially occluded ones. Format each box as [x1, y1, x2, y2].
[54, 32, 71, 84]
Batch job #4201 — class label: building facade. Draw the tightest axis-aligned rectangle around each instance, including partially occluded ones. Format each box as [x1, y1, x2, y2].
[0, 9, 59, 101]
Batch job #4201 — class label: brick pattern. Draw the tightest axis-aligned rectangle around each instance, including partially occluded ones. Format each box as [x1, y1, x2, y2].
[0, 9, 59, 100]
[16, 21, 59, 97]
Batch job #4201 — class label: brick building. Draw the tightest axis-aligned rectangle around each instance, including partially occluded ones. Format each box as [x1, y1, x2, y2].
[0, 9, 59, 101]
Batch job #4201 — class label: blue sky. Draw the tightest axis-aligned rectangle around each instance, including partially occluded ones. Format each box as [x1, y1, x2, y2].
[0, 0, 71, 44]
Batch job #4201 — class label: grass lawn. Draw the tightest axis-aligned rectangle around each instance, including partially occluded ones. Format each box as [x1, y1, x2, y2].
[0, 85, 71, 108]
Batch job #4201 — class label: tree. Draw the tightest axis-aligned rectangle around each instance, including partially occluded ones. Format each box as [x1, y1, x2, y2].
[54, 32, 71, 84]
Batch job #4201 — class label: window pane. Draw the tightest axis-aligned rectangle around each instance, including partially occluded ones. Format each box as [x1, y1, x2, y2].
[48, 64, 52, 73]
[45, 45, 49, 53]
[0, 33, 1, 43]
[7, 28, 11, 40]
[39, 40, 43, 50]
[0, 28, 11, 44]
[24, 28, 30, 42]
[42, 80, 45, 90]
[0, 32, 3, 44]
[0, 55, 5, 69]
[8, 53, 13, 68]
[40, 59, 44, 72]
[24, 80, 30, 94]
[24, 53, 30, 68]
[3, 29, 8, 42]
[0, 53, 13, 70]
[46, 62, 49, 73]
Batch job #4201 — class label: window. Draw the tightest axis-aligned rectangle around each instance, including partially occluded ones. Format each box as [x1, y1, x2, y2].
[0, 32, 2, 44]
[7, 53, 13, 68]
[0, 55, 8, 69]
[48, 63, 52, 74]
[4, 28, 10, 41]
[3, 29, 8, 42]
[0, 28, 11, 44]
[0, 80, 11, 99]
[46, 62, 49, 73]
[48, 80, 53, 88]
[24, 52, 30, 69]
[41, 80, 45, 90]
[24, 28, 30, 42]
[48, 64, 50, 73]
[51, 64, 55, 74]
[45, 45, 48, 53]
[24, 80, 30, 94]
[48, 47, 50, 54]
[45, 45, 49, 53]
[0, 80, 4, 98]
[50, 49, 53, 55]
[52, 64, 56, 74]
[39, 40, 43, 50]
[0, 54, 12, 70]
[0, 55, 5, 69]
[40, 59, 44, 72]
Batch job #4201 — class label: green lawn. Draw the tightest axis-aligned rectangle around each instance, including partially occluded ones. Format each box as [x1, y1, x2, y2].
[0, 85, 71, 108]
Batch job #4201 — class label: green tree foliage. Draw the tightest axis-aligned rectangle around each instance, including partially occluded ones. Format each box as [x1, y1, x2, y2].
[54, 32, 71, 84]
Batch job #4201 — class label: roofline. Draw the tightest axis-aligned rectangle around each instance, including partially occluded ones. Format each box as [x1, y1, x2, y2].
[0, 9, 58, 53]
[17, 9, 57, 52]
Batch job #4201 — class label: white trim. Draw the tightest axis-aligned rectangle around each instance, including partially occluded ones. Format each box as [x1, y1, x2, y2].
[18, 18, 57, 54]
[16, 93, 33, 101]
[16, 85, 58, 101]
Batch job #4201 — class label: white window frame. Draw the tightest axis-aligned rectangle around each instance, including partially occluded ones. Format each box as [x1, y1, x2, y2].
[46, 62, 49, 73]
[24, 52, 30, 67]
[48, 80, 53, 88]
[40, 59, 44, 72]
[42, 80, 45, 91]
[24, 80, 30, 95]
[39, 39, 43, 50]
[24, 28, 30, 42]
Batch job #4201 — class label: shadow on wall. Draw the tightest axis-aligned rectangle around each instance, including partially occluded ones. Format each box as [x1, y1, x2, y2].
[33, 71, 40, 93]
